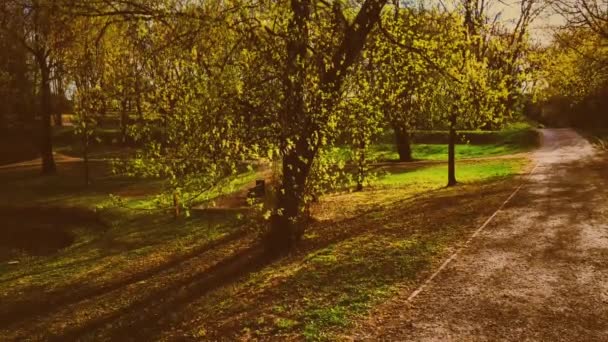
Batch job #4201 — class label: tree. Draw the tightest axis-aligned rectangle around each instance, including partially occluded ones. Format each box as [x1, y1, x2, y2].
[554, 0, 608, 40]
[63, 15, 111, 185]
[339, 60, 383, 191]
[533, 27, 608, 127]
[0, 25, 34, 132]
[240, 0, 387, 253]
[110, 3, 253, 216]
[0, 0, 77, 174]
[370, 7, 453, 162]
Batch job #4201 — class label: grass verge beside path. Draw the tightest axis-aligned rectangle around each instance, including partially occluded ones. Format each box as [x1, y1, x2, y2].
[578, 128, 608, 150]
[0, 157, 529, 341]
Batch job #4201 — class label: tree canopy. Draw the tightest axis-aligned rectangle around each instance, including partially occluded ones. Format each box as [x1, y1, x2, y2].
[0, 0, 548, 252]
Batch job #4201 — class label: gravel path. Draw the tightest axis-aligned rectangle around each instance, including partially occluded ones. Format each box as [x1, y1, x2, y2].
[354, 128, 608, 341]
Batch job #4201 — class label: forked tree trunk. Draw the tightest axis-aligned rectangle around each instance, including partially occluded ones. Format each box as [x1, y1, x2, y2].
[39, 61, 56, 175]
[266, 0, 385, 254]
[447, 113, 457, 187]
[394, 124, 413, 162]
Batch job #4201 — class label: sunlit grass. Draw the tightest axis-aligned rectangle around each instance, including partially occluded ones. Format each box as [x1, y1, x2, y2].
[333, 122, 539, 163]
[378, 159, 527, 187]
[179, 170, 526, 341]
[0, 147, 530, 341]
[369, 143, 527, 161]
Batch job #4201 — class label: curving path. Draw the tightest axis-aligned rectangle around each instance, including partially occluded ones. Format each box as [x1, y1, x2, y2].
[355, 129, 608, 341]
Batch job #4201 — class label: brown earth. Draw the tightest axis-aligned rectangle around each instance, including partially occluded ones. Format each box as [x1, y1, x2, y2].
[351, 128, 608, 341]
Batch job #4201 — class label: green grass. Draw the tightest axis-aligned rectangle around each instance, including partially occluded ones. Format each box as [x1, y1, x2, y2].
[0, 151, 530, 340]
[176, 159, 528, 341]
[335, 122, 539, 163]
[378, 159, 527, 187]
[0, 161, 257, 210]
[578, 127, 608, 150]
[369, 143, 526, 161]
[141, 158, 528, 341]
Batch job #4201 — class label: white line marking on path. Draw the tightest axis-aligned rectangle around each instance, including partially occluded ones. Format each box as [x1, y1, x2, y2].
[406, 162, 541, 302]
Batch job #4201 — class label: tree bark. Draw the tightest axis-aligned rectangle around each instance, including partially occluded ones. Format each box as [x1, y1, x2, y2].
[83, 133, 90, 186]
[120, 98, 128, 144]
[267, 139, 312, 255]
[266, 0, 386, 254]
[356, 139, 366, 191]
[394, 124, 413, 162]
[53, 77, 63, 126]
[447, 113, 457, 187]
[39, 60, 56, 175]
[0, 106, 5, 133]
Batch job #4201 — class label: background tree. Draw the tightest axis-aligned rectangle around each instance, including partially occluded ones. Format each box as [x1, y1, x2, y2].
[64, 15, 110, 185]
[554, 0, 608, 40]
[0, 0, 77, 174]
[532, 27, 608, 127]
[0, 25, 34, 132]
[371, 6, 453, 162]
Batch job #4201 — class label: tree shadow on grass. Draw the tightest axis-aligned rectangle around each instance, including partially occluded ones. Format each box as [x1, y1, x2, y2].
[50, 243, 273, 341]
[2, 178, 516, 340]
[0, 225, 247, 330]
[60, 180, 517, 341]
[155, 180, 520, 340]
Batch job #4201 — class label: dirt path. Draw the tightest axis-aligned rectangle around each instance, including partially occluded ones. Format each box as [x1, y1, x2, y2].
[353, 128, 608, 341]
[0, 153, 83, 171]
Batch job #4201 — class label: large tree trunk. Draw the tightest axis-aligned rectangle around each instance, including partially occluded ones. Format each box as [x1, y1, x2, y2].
[447, 113, 457, 187]
[267, 139, 312, 255]
[39, 61, 56, 175]
[266, 0, 311, 255]
[393, 124, 413, 162]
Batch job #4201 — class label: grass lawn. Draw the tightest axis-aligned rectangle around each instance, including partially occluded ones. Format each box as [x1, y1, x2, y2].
[28, 122, 540, 165]
[0, 155, 530, 341]
[369, 142, 527, 161]
[333, 122, 539, 163]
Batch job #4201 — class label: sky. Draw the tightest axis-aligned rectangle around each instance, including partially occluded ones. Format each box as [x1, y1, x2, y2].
[422, 0, 567, 45]
[494, 0, 566, 44]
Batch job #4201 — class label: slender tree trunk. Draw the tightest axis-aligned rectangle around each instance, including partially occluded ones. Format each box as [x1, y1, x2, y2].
[53, 78, 63, 126]
[83, 133, 90, 186]
[39, 61, 56, 175]
[394, 124, 413, 162]
[0, 106, 5, 133]
[54, 112, 62, 126]
[356, 139, 366, 191]
[135, 75, 144, 122]
[120, 98, 128, 144]
[447, 113, 457, 187]
[173, 191, 180, 219]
